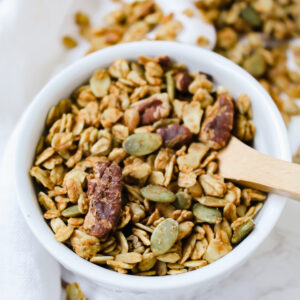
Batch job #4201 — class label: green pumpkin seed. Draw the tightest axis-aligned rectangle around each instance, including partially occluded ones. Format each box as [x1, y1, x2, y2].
[124, 133, 162, 156]
[141, 185, 176, 203]
[231, 219, 254, 244]
[192, 203, 222, 224]
[240, 5, 261, 27]
[166, 71, 175, 100]
[243, 53, 266, 77]
[195, 196, 226, 207]
[151, 218, 179, 255]
[153, 118, 180, 129]
[61, 205, 81, 218]
[174, 191, 192, 209]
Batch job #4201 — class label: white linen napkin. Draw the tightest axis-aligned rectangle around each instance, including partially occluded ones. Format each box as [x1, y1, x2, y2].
[0, 0, 216, 299]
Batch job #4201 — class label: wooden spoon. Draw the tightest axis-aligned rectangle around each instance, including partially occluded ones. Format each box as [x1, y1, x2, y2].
[218, 136, 300, 200]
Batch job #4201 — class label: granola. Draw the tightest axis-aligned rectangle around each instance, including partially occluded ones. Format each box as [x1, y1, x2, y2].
[64, 1, 300, 162]
[31, 55, 267, 276]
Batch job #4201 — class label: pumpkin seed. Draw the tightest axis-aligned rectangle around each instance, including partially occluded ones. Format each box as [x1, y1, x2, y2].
[141, 185, 176, 203]
[240, 5, 261, 28]
[193, 203, 222, 224]
[243, 52, 266, 77]
[62, 205, 81, 218]
[151, 218, 179, 255]
[195, 196, 226, 207]
[166, 71, 175, 100]
[174, 191, 192, 209]
[124, 133, 162, 156]
[231, 218, 254, 244]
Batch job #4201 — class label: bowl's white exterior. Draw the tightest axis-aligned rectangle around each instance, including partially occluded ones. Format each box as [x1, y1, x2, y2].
[14, 41, 290, 296]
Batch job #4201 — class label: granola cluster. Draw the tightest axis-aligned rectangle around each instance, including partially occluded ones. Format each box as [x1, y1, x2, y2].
[30, 56, 266, 276]
[73, 0, 182, 54]
[196, 0, 300, 125]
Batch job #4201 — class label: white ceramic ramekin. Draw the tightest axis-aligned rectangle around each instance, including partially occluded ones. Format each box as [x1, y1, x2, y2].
[14, 41, 290, 297]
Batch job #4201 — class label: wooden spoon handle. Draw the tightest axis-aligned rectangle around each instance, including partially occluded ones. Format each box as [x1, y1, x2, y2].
[218, 137, 300, 200]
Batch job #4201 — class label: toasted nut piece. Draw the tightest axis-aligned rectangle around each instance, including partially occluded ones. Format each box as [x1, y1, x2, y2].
[156, 124, 192, 149]
[84, 162, 122, 238]
[200, 93, 234, 149]
[131, 93, 170, 125]
[175, 71, 193, 93]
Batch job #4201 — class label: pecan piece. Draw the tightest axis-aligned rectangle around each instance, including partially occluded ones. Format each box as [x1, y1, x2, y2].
[83, 161, 122, 238]
[131, 93, 170, 125]
[200, 93, 234, 149]
[156, 124, 192, 148]
[175, 72, 193, 93]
